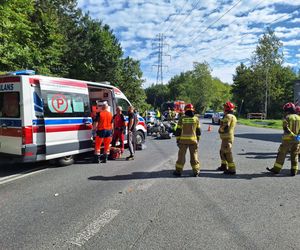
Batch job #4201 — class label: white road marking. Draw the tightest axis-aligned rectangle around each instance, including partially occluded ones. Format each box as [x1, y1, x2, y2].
[0, 168, 47, 185]
[69, 209, 120, 247]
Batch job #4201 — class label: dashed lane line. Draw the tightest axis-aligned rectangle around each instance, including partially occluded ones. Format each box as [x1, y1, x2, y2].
[68, 209, 120, 247]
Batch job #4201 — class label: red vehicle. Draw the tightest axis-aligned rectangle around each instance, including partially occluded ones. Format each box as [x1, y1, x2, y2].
[161, 100, 185, 113]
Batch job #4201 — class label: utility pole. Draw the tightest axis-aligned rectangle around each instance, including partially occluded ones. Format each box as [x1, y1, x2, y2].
[152, 33, 170, 84]
[264, 67, 269, 119]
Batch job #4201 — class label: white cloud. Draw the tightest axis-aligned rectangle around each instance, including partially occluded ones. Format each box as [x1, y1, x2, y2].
[78, 0, 300, 86]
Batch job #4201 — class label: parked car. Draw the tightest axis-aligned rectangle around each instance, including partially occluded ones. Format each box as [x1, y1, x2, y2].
[212, 112, 224, 124]
[204, 110, 214, 118]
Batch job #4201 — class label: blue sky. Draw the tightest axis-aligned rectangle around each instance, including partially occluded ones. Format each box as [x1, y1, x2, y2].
[78, 0, 300, 87]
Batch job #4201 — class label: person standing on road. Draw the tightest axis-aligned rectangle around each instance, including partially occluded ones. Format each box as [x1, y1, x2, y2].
[173, 103, 201, 177]
[217, 101, 237, 175]
[267, 102, 300, 176]
[93, 101, 113, 163]
[112, 106, 126, 154]
[126, 106, 138, 160]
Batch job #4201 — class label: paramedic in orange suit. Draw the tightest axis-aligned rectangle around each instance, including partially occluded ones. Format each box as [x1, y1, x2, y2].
[93, 101, 113, 163]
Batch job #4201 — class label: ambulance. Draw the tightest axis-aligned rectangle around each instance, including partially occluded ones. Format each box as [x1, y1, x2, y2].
[0, 70, 147, 165]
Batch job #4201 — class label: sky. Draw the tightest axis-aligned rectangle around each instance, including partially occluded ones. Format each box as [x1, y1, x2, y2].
[77, 0, 300, 87]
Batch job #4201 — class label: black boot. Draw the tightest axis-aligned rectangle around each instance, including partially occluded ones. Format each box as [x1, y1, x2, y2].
[173, 170, 182, 177]
[193, 171, 200, 177]
[101, 154, 108, 163]
[217, 164, 227, 171]
[291, 169, 297, 176]
[266, 167, 280, 174]
[223, 169, 236, 175]
[94, 155, 101, 164]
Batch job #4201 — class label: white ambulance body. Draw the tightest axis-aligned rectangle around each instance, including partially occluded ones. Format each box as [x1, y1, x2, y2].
[0, 72, 146, 165]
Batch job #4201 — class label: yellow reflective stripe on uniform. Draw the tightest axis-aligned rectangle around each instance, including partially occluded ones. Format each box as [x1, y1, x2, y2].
[274, 162, 282, 170]
[282, 135, 295, 141]
[175, 163, 184, 170]
[292, 165, 298, 170]
[177, 125, 182, 129]
[228, 162, 236, 170]
[179, 136, 198, 140]
[221, 160, 227, 164]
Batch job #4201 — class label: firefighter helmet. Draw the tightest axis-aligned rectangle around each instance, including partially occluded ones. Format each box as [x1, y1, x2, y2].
[184, 103, 194, 111]
[283, 102, 295, 112]
[295, 106, 300, 115]
[224, 101, 235, 112]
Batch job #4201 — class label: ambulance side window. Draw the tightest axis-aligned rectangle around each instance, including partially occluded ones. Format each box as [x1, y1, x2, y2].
[0, 92, 20, 118]
[42, 91, 90, 117]
[116, 98, 130, 116]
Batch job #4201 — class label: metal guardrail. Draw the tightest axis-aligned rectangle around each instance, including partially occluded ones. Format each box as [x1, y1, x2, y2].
[247, 113, 266, 119]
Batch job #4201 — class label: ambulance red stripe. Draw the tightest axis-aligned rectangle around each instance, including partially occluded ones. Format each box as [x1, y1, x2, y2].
[0, 127, 22, 137]
[44, 124, 92, 133]
[29, 78, 87, 88]
[0, 77, 20, 83]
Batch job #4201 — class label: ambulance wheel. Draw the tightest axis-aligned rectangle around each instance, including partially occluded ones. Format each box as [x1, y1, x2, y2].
[135, 131, 145, 150]
[57, 155, 74, 166]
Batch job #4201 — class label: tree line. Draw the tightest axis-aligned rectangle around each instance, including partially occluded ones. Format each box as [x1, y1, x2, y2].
[145, 62, 232, 113]
[232, 28, 299, 119]
[0, 0, 147, 110]
[146, 28, 300, 118]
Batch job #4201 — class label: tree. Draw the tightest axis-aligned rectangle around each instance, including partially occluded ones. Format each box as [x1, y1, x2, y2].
[145, 84, 170, 109]
[118, 57, 148, 111]
[0, 0, 36, 71]
[252, 28, 284, 117]
[232, 28, 298, 118]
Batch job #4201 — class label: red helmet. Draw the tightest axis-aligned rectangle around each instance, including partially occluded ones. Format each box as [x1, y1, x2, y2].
[295, 106, 300, 115]
[283, 102, 295, 112]
[184, 103, 194, 111]
[224, 101, 235, 112]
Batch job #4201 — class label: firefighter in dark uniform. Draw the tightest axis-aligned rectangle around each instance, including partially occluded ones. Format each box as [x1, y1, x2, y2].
[173, 103, 201, 177]
[217, 101, 237, 175]
[267, 102, 300, 176]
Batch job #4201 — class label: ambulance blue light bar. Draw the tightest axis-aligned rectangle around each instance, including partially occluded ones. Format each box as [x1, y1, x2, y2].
[9, 70, 35, 75]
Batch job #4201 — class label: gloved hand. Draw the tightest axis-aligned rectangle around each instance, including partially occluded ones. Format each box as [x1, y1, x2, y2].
[176, 140, 180, 147]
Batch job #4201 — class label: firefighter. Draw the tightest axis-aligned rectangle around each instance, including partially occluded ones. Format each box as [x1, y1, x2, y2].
[173, 103, 201, 177]
[217, 101, 237, 175]
[267, 102, 300, 176]
[93, 101, 113, 163]
[112, 106, 126, 154]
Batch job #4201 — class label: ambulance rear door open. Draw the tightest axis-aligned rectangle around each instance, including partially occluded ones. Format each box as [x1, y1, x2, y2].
[39, 78, 92, 159]
[0, 76, 23, 156]
[88, 86, 116, 115]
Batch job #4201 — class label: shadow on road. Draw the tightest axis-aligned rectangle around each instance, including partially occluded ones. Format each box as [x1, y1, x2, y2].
[238, 152, 277, 159]
[88, 169, 295, 181]
[235, 133, 281, 143]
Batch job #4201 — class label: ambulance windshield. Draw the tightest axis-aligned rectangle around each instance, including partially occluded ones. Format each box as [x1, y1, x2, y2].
[0, 92, 20, 118]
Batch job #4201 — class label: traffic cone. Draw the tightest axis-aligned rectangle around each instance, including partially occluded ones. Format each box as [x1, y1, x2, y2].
[207, 125, 212, 132]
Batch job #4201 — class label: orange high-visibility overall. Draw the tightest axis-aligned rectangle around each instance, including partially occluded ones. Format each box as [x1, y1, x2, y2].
[95, 110, 113, 155]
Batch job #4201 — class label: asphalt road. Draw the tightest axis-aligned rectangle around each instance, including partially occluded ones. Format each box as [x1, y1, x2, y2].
[1, 119, 300, 250]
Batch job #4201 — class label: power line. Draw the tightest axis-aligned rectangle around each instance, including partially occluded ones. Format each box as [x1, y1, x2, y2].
[166, 0, 202, 39]
[199, 5, 300, 60]
[165, 5, 300, 80]
[152, 33, 170, 84]
[161, 0, 190, 35]
[174, 0, 243, 58]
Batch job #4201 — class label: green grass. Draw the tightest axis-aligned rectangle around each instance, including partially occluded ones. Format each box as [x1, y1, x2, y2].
[238, 118, 282, 129]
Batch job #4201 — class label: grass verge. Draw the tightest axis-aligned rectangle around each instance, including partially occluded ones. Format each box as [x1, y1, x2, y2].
[238, 118, 282, 129]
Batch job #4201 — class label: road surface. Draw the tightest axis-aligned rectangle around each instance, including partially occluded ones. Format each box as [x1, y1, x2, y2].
[1, 119, 299, 250]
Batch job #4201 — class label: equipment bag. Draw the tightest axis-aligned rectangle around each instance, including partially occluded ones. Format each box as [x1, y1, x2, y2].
[108, 147, 122, 160]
